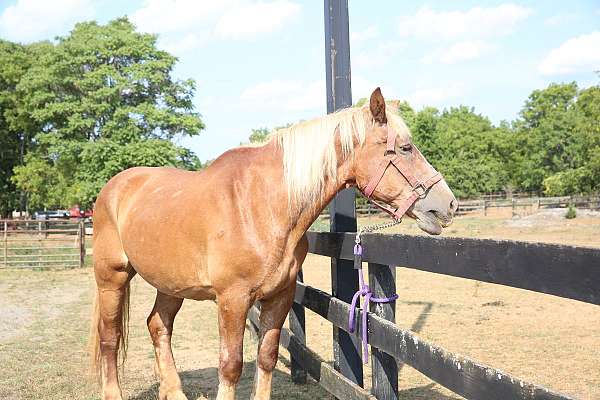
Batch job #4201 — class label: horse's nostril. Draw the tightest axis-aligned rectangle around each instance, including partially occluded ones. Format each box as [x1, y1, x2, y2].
[450, 199, 458, 212]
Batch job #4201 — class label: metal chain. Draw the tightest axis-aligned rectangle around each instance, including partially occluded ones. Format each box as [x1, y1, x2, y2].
[355, 218, 401, 244]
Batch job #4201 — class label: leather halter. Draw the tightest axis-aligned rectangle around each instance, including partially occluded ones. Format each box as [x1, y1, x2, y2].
[358, 126, 443, 221]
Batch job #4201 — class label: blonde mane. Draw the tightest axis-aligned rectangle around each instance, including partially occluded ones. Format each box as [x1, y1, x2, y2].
[272, 105, 410, 209]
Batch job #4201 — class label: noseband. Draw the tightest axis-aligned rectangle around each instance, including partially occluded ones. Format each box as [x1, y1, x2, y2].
[359, 126, 443, 220]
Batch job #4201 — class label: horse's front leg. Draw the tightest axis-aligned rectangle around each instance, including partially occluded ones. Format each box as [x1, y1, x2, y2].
[216, 290, 253, 400]
[252, 282, 296, 400]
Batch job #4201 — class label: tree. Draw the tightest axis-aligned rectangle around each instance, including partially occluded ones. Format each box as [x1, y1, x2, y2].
[542, 84, 600, 195]
[434, 107, 513, 198]
[249, 127, 270, 144]
[411, 107, 441, 165]
[0, 40, 48, 216]
[512, 83, 579, 192]
[11, 18, 204, 210]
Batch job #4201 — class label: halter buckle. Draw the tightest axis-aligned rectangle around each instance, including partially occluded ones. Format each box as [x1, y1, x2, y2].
[413, 182, 427, 198]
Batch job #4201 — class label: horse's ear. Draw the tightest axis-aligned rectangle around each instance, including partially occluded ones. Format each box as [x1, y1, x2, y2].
[369, 87, 387, 124]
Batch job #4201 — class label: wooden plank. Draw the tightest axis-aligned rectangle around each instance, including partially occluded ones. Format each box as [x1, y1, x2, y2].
[294, 283, 574, 400]
[248, 307, 376, 400]
[6, 253, 78, 258]
[307, 232, 600, 306]
[368, 263, 399, 399]
[289, 271, 307, 384]
[0, 246, 76, 251]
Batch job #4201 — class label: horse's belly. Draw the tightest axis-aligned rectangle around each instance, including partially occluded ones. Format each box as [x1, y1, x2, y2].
[126, 247, 215, 300]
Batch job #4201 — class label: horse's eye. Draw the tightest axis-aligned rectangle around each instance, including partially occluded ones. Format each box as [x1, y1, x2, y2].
[400, 144, 412, 153]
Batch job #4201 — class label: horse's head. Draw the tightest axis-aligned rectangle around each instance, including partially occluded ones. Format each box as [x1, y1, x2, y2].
[353, 88, 458, 235]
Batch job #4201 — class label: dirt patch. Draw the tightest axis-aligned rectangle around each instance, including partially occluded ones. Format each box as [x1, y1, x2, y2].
[505, 208, 600, 228]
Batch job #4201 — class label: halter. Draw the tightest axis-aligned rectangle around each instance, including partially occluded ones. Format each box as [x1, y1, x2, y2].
[359, 126, 443, 220]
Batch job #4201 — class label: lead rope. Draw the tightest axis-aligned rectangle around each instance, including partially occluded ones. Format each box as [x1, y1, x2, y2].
[348, 219, 401, 363]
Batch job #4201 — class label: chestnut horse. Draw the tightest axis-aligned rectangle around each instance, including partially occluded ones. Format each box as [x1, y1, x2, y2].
[90, 88, 457, 400]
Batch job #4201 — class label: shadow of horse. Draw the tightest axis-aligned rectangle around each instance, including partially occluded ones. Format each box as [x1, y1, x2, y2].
[129, 362, 329, 400]
[130, 300, 457, 400]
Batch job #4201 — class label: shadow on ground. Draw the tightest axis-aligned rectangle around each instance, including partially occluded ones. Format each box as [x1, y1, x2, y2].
[129, 363, 328, 400]
[399, 383, 460, 400]
[129, 300, 455, 400]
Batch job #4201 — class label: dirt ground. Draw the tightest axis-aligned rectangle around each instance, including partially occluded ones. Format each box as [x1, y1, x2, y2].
[0, 210, 599, 399]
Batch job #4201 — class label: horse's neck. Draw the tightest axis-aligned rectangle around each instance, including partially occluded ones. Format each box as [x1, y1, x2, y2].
[224, 140, 352, 241]
[284, 148, 353, 238]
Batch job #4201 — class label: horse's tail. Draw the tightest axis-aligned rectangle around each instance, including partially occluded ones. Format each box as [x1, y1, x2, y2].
[89, 281, 131, 380]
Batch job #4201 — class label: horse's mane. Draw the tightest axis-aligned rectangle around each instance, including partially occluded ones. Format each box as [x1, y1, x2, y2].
[271, 105, 410, 209]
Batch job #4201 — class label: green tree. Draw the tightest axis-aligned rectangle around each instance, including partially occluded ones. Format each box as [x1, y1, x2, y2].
[11, 18, 203, 210]
[513, 82, 579, 192]
[434, 106, 512, 198]
[249, 127, 270, 144]
[411, 106, 441, 165]
[396, 100, 416, 130]
[542, 84, 600, 195]
[0, 40, 48, 216]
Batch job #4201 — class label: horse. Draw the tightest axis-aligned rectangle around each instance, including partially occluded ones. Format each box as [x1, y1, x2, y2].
[89, 88, 458, 400]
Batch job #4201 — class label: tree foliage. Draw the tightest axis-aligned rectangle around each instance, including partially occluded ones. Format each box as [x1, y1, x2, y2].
[3, 18, 204, 211]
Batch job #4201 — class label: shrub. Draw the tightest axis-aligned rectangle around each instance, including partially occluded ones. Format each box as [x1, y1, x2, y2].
[565, 204, 577, 219]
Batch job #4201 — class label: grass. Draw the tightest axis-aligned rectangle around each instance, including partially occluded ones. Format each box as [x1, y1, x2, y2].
[1, 212, 599, 399]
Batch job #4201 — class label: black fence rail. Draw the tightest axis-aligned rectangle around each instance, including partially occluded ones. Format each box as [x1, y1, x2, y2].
[248, 232, 600, 400]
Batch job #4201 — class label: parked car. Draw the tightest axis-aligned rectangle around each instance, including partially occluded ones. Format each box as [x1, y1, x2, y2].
[69, 205, 93, 218]
[33, 210, 70, 220]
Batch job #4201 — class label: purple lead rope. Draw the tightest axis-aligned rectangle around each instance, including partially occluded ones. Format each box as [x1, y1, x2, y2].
[348, 242, 399, 363]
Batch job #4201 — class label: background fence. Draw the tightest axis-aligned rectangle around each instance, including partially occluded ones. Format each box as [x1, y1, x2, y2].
[248, 231, 600, 400]
[0, 219, 86, 268]
[321, 195, 600, 219]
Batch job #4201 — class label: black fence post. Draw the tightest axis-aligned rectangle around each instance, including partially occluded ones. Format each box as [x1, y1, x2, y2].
[289, 270, 307, 384]
[369, 263, 399, 399]
[325, 0, 364, 389]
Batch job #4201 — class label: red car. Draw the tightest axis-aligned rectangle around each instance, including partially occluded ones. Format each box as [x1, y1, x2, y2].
[69, 205, 93, 218]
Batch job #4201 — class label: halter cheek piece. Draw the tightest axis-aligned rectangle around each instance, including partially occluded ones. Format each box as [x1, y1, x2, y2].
[359, 126, 443, 220]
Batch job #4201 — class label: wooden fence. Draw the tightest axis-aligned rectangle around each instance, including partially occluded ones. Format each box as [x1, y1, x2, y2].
[458, 195, 600, 216]
[249, 232, 600, 399]
[0, 219, 86, 268]
[328, 195, 600, 218]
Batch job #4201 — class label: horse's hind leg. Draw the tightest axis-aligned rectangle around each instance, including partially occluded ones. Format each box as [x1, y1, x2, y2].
[147, 291, 187, 400]
[93, 259, 135, 400]
[91, 217, 136, 400]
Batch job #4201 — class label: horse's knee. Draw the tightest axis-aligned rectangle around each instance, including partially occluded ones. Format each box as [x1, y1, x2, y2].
[257, 332, 280, 372]
[146, 313, 165, 340]
[219, 350, 243, 384]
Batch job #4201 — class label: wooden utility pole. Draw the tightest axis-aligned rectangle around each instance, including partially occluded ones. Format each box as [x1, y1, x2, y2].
[324, 0, 363, 388]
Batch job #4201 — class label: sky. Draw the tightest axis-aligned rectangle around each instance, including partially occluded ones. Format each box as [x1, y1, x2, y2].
[0, 0, 599, 161]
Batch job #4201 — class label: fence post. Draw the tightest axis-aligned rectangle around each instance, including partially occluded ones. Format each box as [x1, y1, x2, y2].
[289, 270, 307, 384]
[369, 263, 399, 399]
[3, 221, 7, 268]
[78, 219, 86, 268]
[483, 200, 487, 216]
[511, 198, 516, 218]
[325, 0, 364, 389]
